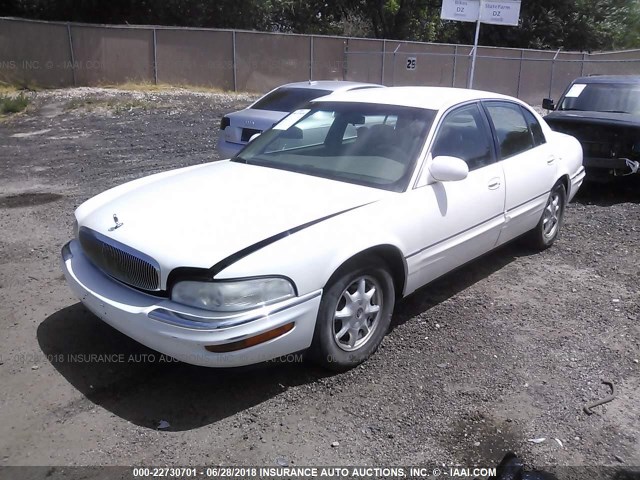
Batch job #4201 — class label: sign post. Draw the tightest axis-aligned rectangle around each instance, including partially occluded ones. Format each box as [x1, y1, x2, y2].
[441, 0, 521, 88]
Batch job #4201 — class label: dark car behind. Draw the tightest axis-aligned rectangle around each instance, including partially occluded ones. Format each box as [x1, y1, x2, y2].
[543, 75, 640, 179]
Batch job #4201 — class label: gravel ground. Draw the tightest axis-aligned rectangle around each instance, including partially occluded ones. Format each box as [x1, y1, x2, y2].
[0, 88, 638, 477]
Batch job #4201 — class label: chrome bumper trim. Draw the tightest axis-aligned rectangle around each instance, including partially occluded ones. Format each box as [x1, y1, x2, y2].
[148, 290, 322, 331]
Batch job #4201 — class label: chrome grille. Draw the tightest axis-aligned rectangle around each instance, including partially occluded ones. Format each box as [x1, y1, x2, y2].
[79, 228, 161, 291]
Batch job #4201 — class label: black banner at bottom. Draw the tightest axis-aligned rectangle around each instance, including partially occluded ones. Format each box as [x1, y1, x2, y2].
[0, 466, 638, 480]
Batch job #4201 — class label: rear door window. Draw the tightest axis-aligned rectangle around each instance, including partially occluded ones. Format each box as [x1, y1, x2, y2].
[484, 102, 535, 159]
[251, 88, 332, 112]
[521, 107, 546, 146]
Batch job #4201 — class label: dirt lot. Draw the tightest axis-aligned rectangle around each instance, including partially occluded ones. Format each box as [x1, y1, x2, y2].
[0, 88, 638, 475]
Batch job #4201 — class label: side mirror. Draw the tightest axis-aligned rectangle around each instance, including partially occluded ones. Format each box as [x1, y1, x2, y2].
[429, 156, 469, 182]
[542, 98, 555, 111]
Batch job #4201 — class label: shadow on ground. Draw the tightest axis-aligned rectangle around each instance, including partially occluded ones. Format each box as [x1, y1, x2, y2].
[574, 175, 640, 206]
[392, 240, 527, 329]
[37, 304, 330, 431]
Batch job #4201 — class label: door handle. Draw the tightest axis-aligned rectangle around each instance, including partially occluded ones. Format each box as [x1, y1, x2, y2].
[488, 178, 501, 190]
[547, 155, 556, 165]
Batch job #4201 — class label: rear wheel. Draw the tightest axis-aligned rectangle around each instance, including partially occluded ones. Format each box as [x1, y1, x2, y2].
[525, 182, 566, 250]
[309, 258, 394, 371]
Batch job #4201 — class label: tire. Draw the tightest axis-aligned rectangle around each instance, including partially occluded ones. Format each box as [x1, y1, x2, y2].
[308, 258, 395, 372]
[525, 182, 566, 250]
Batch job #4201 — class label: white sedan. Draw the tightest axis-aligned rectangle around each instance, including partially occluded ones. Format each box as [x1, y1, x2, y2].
[217, 80, 382, 159]
[61, 87, 585, 371]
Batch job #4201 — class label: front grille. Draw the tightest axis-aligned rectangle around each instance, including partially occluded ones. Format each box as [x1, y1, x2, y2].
[548, 120, 640, 160]
[582, 140, 614, 158]
[79, 228, 161, 291]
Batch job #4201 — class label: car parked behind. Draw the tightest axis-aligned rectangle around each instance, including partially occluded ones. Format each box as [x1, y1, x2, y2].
[217, 80, 384, 158]
[543, 75, 640, 180]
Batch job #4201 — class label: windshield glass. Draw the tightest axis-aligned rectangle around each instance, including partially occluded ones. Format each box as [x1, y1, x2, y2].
[233, 102, 436, 192]
[558, 82, 640, 114]
[250, 87, 332, 112]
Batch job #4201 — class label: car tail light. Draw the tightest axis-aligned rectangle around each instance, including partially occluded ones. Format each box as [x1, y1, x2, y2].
[220, 116, 230, 130]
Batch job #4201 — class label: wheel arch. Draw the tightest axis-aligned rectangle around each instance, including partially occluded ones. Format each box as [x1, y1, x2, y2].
[325, 244, 407, 300]
[557, 174, 570, 198]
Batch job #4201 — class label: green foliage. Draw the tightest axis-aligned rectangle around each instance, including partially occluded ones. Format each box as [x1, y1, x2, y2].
[0, 93, 29, 114]
[442, 0, 640, 51]
[2, 0, 639, 50]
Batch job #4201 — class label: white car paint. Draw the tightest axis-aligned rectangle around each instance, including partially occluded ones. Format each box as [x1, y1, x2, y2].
[62, 86, 585, 368]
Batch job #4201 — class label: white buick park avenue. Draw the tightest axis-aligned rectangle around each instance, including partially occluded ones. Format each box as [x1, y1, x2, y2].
[61, 87, 585, 371]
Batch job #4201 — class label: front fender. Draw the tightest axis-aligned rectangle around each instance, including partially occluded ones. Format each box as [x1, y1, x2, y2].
[214, 199, 412, 296]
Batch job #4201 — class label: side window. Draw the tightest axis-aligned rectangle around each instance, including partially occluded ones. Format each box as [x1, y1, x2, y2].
[520, 107, 546, 146]
[484, 102, 535, 159]
[431, 103, 494, 171]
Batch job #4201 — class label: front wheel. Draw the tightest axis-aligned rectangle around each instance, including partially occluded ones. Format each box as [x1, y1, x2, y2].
[309, 258, 395, 371]
[525, 182, 566, 250]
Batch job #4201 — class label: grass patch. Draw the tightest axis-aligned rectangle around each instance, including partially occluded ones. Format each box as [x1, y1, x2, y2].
[103, 81, 226, 94]
[0, 84, 20, 95]
[0, 94, 29, 115]
[0, 81, 45, 94]
[64, 97, 155, 113]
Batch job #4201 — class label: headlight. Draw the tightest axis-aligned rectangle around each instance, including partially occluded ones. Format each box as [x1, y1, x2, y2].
[171, 278, 295, 312]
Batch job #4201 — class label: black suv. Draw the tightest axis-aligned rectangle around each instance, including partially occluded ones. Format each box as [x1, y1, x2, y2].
[543, 75, 640, 179]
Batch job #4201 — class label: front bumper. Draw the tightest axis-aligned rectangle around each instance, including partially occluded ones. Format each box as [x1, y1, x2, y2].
[583, 156, 640, 173]
[61, 240, 321, 367]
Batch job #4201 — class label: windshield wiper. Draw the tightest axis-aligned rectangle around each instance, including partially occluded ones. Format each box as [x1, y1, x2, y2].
[600, 110, 630, 114]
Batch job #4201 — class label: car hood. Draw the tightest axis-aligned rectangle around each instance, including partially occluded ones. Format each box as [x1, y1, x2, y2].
[76, 161, 390, 282]
[545, 110, 640, 127]
[226, 108, 288, 131]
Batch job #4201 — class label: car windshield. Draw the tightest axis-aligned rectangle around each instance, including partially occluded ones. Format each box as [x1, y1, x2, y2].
[558, 82, 640, 114]
[250, 87, 332, 112]
[232, 102, 436, 192]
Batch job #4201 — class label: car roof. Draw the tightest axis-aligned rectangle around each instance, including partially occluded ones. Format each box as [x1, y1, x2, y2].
[312, 86, 515, 111]
[572, 75, 640, 85]
[277, 80, 383, 92]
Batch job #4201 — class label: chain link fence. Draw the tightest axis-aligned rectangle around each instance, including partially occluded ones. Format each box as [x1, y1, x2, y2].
[1, 17, 639, 103]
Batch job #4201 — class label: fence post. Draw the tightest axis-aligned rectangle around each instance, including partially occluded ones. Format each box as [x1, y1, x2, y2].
[548, 48, 561, 99]
[343, 39, 348, 81]
[66, 23, 76, 87]
[309, 36, 314, 81]
[232, 31, 237, 92]
[381, 39, 386, 85]
[452, 45, 458, 87]
[516, 49, 523, 98]
[580, 52, 586, 76]
[152, 28, 158, 85]
[392, 43, 401, 86]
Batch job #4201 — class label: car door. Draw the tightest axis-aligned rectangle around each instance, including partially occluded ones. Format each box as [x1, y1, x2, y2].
[482, 101, 558, 245]
[405, 102, 506, 293]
